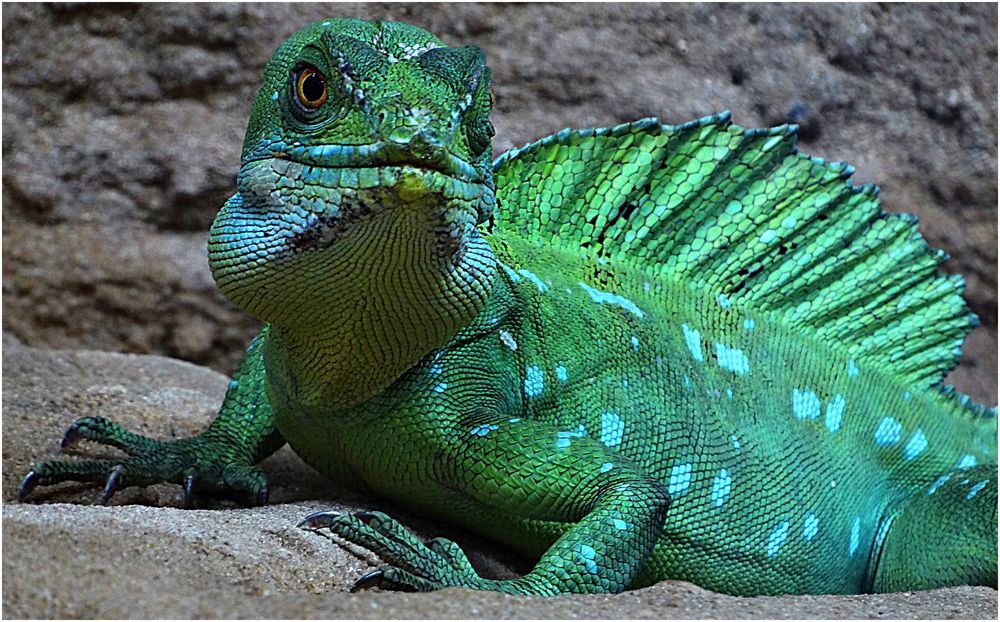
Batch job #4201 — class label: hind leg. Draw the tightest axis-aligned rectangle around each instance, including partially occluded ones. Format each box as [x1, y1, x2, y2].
[870, 465, 997, 592]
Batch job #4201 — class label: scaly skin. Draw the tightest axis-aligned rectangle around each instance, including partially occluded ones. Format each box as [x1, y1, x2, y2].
[20, 19, 998, 596]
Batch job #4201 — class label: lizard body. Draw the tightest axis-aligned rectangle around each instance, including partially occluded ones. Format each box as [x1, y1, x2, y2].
[21, 18, 997, 596]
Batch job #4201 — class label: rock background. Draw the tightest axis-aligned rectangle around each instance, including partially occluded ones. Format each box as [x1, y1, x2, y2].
[2, 3, 996, 403]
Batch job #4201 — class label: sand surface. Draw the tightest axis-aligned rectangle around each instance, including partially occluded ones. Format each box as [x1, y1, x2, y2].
[3, 335, 996, 618]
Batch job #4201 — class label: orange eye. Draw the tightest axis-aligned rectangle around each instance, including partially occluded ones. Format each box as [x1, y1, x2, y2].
[295, 66, 328, 109]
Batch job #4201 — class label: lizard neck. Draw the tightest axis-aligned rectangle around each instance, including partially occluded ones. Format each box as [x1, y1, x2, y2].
[262, 225, 497, 412]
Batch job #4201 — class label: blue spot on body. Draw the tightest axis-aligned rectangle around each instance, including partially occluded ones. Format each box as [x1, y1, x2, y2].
[874, 416, 903, 446]
[430, 364, 444, 376]
[578, 544, 598, 574]
[717, 293, 732, 309]
[322, 20, 331, 26]
[434, 382, 448, 393]
[631, 335, 640, 351]
[928, 473, 951, 495]
[612, 518, 629, 531]
[524, 365, 545, 397]
[730, 434, 741, 449]
[766, 521, 790, 557]
[848, 516, 861, 556]
[792, 388, 821, 421]
[517, 269, 549, 292]
[715, 343, 750, 375]
[803, 513, 819, 542]
[555, 365, 568, 382]
[966, 480, 989, 500]
[556, 425, 587, 450]
[271, 91, 279, 101]
[957, 454, 977, 469]
[847, 359, 860, 377]
[682, 324, 703, 362]
[743, 318, 756, 330]
[824, 394, 845, 433]
[228, 380, 239, 390]
[668, 463, 692, 496]
[470, 424, 499, 437]
[725, 387, 733, 400]
[578, 282, 645, 318]
[600, 412, 624, 447]
[711, 468, 732, 507]
[781, 217, 797, 229]
[600, 462, 615, 474]
[760, 229, 777, 244]
[903, 429, 928, 460]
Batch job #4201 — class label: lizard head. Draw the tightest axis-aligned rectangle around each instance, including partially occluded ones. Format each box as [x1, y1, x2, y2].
[209, 19, 497, 337]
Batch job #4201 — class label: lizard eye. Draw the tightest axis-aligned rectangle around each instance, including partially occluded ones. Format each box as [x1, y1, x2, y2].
[295, 66, 328, 110]
[488, 86, 495, 108]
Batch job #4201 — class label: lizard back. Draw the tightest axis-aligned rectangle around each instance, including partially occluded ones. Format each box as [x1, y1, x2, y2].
[482, 114, 997, 593]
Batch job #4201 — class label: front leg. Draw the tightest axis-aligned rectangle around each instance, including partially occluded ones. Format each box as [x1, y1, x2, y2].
[303, 416, 670, 595]
[19, 328, 285, 506]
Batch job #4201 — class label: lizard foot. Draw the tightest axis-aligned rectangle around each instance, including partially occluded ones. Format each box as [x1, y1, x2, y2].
[299, 510, 483, 592]
[20, 416, 269, 507]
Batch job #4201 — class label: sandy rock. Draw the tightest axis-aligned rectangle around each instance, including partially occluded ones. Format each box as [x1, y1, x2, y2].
[1, 4, 995, 403]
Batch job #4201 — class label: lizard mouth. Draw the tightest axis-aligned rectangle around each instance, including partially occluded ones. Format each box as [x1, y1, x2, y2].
[243, 140, 485, 184]
[232, 153, 491, 263]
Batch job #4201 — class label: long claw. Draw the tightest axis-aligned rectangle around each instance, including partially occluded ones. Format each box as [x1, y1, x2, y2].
[350, 569, 384, 593]
[17, 469, 39, 501]
[256, 484, 269, 506]
[183, 473, 196, 509]
[100, 465, 126, 504]
[297, 510, 342, 529]
[61, 423, 82, 450]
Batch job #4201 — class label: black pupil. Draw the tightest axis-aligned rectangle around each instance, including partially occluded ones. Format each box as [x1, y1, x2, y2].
[302, 71, 325, 103]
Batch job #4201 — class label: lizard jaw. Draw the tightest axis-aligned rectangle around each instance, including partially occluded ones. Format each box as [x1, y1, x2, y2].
[209, 156, 496, 330]
[233, 156, 489, 256]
